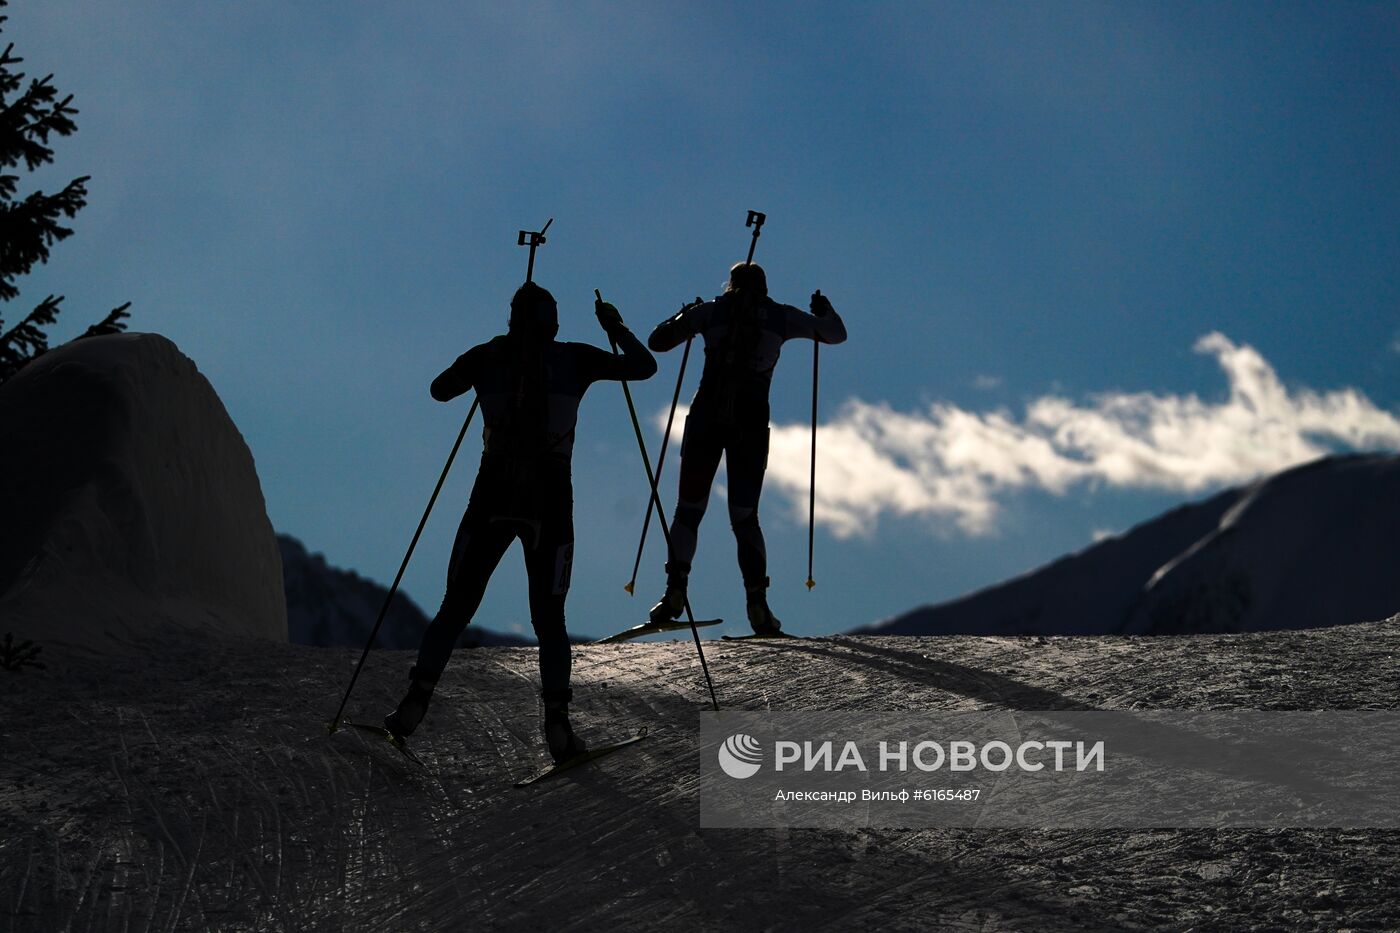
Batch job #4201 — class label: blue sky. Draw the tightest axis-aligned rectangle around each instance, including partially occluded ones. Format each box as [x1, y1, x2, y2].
[13, 2, 1400, 638]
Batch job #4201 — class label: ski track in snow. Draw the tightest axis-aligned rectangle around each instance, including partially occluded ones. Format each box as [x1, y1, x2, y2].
[4, 619, 1400, 931]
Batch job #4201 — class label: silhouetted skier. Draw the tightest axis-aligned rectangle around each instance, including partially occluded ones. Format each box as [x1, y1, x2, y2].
[386, 283, 656, 761]
[647, 262, 846, 634]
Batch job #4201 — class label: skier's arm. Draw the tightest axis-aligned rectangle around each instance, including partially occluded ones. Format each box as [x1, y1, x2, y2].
[430, 345, 480, 401]
[648, 299, 710, 352]
[600, 325, 658, 380]
[784, 291, 847, 345]
[591, 298, 658, 381]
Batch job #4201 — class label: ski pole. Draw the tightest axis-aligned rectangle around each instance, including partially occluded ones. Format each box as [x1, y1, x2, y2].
[517, 218, 553, 283]
[806, 338, 819, 590]
[598, 289, 720, 711]
[328, 397, 480, 734]
[623, 300, 701, 594]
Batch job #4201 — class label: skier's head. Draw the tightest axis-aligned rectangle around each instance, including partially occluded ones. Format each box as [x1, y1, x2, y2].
[724, 262, 768, 300]
[509, 282, 559, 341]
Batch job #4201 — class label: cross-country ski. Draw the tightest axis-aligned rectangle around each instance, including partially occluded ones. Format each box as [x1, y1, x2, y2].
[513, 727, 649, 787]
[598, 618, 723, 644]
[338, 720, 427, 767]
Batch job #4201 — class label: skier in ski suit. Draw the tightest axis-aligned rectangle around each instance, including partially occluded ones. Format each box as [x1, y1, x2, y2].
[387, 282, 656, 761]
[647, 262, 846, 634]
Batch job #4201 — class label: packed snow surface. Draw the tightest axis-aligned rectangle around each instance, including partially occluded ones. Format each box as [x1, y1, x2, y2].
[0, 333, 286, 649]
[3, 617, 1399, 930]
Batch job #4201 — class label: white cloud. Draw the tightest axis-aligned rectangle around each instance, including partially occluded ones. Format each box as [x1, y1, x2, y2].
[661, 333, 1400, 539]
[973, 374, 1003, 390]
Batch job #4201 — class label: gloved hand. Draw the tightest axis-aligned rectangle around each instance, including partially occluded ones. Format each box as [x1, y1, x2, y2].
[594, 297, 625, 335]
[664, 297, 704, 327]
[810, 290, 835, 318]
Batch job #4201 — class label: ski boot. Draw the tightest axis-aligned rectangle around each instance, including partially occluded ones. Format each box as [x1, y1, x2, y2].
[384, 673, 437, 740]
[745, 579, 782, 636]
[542, 688, 588, 763]
[648, 562, 689, 626]
[648, 585, 687, 626]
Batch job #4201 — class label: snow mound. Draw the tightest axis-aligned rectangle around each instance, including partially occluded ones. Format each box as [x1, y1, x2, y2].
[862, 454, 1400, 636]
[0, 333, 286, 650]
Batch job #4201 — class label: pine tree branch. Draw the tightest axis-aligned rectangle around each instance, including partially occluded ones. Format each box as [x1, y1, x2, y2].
[0, 297, 132, 386]
[0, 292, 60, 382]
[78, 301, 131, 339]
[0, 75, 78, 172]
[0, 174, 88, 298]
[0, 0, 132, 387]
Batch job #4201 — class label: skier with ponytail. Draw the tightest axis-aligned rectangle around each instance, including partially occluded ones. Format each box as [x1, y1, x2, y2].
[646, 262, 846, 635]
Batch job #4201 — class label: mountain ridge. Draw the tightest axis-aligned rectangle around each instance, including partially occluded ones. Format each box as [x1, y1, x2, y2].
[279, 532, 534, 649]
[857, 453, 1400, 636]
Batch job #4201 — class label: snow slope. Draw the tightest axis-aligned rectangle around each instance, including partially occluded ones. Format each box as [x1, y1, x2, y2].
[0, 333, 286, 651]
[861, 454, 1400, 637]
[1128, 455, 1400, 633]
[3, 620, 1399, 930]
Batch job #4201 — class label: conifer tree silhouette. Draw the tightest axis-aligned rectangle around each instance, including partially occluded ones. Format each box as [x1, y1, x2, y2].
[0, 0, 129, 385]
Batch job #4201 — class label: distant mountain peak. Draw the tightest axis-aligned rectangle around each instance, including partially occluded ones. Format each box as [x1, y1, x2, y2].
[858, 453, 1400, 637]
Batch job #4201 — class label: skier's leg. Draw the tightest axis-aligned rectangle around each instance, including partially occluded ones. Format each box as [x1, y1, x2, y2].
[727, 425, 780, 633]
[525, 494, 585, 762]
[415, 509, 513, 679]
[390, 508, 512, 737]
[523, 504, 574, 697]
[651, 415, 722, 623]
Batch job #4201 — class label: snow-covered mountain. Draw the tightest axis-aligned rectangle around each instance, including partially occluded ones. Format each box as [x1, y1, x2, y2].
[279, 533, 533, 649]
[0, 333, 286, 650]
[859, 453, 1400, 636]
